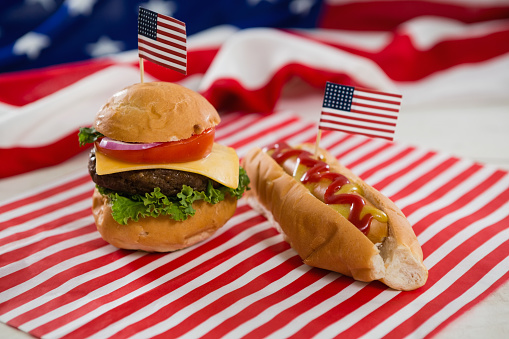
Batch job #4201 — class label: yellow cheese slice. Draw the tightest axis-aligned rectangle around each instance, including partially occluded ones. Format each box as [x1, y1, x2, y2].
[95, 143, 239, 189]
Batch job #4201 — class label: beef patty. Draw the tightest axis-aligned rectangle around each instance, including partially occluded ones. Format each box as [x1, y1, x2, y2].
[88, 149, 219, 196]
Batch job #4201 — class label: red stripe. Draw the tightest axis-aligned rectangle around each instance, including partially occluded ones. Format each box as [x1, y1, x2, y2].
[356, 146, 417, 182]
[412, 169, 506, 236]
[320, 1, 509, 31]
[321, 111, 398, 126]
[157, 20, 186, 35]
[139, 53, 186, 75]
[346, 142, 395, 170]
[243, 275, 356, 338]
[157, 13, 185, 27]
[125, 252, 301, 338]
[423, 187, 509, 259]
[60, 227, 281, 338]
[139, 46, 186, 67]
[0, 239, 115, 316]
[288, 282, 386, 338]
[351, 101, 401, 113]
[332, 215, 509, 338]
[29, 206, 257, 336]
[157, 28, 186, 44]
[354, 87, 402, 99]
[228, 117, 301, 150]
[0, 226, 97, 293]
[200, 268, 331, 339]
[385, 221, 509, 339]
[388, 157, 460, 203]
[369, 151, 437, 191]
[320, 119, 394, 140]
[401, 162, 483, 218]
[0, 174, 90, 214]
[0, 132, 90, 179]
[138, 37, 186, 58]
[0, 190, 92, 240]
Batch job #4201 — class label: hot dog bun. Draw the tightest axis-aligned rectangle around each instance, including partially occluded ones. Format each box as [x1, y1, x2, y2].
[242, 144, 428, 291]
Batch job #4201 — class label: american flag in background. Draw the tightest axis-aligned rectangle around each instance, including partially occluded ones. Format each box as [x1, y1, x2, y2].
[320, 82, 402, 141]
[138, 7, 187, 74]
[1, 2, 509, 337]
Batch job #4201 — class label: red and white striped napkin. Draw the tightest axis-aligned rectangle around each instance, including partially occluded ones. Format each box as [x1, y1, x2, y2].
[1, 111, 508, 338]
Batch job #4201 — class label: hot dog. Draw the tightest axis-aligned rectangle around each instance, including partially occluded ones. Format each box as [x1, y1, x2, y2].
[242, 142, 428, 291]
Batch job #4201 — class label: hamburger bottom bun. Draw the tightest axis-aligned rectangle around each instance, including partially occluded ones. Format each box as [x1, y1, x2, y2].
[94, 81, 221, 143]
[92, 188, 237, 252]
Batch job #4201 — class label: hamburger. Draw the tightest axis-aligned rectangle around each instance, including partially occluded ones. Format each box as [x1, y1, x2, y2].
[79, 81, 250, 252]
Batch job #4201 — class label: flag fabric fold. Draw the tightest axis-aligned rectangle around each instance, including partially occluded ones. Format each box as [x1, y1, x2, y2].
[1, 1, 509, 337]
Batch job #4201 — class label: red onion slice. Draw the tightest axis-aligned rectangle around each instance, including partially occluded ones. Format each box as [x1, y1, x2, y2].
[98, 137, 163, 151]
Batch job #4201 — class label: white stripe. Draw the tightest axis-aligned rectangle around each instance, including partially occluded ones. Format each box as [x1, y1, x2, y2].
[138, 34, 186, 54]
[20, 208, 257, 332]
[310, 203, 509, 338]
[215, 113, 260, 139]
[418, 173, 509, 245]
[264, 280, 365, 338]
[376, 152, 452, 198]
[425, 200, 509, 270]
[360, 227, 509, 339]
[128, 249, 299, 339]
[177, 262, 312, 339]
[138, 40, 186, 61]
[0, 244, 120, 317]
[0, 199, 91, 242]
[0, 217, 95, 276]
[351, 102, 400, 115]
[349, 142, 408, 177]
[157, 25, 186, 40]
[158, 16, 185, 32]
[354, 89, 402, 104]
[0, 181, 94, 223]
[319, 122, 395, 139]
[326, 133, 368, 158]
[406, 166, 497, 234]
[394, 158, 475, 209]
[362, 147, 429, 186]
[334, 137, 388, 169]
[138, 50, 186, 71]
[322, 106, 399, 123]
[41, 219, 275, 338]
[156, 32, 186, 48]
[221, 271, 337, 338]
[411, 256, 509, 338]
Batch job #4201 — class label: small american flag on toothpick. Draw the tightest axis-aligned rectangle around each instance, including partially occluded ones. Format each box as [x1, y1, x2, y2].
[137, 7, 187, 80]
[319, 82, 402, 141]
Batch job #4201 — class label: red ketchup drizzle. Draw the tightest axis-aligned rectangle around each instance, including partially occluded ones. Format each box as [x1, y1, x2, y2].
[266, 142, 372, 234]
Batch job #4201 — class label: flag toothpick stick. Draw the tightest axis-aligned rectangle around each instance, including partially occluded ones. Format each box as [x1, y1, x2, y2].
[139, 57, 145, 83]
[314, 129, 322, 158]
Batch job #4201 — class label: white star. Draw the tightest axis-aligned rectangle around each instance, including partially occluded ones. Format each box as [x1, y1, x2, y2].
[13, 32, 51, 60]
[65, 0, 97, 16]
[139, 0, 177, 16]
[26, 0, 57, 11]
[247, 0, 277, 6]
[86, 36, 124, 57]
[289, 0, 314, 16]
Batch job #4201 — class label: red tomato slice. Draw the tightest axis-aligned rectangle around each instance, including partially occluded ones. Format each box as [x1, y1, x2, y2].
[95, 128, 215, 164]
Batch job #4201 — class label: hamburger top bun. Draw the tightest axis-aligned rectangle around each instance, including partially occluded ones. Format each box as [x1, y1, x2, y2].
[94, 82, 221, 143]
[92, 187, 237, 252]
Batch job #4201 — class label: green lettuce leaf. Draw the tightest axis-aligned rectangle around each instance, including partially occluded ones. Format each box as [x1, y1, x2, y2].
[78, 127, 103, 146]
[97, 167, 250, 225]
